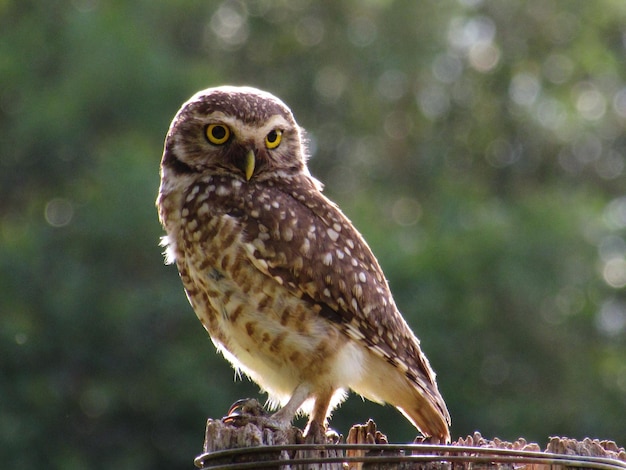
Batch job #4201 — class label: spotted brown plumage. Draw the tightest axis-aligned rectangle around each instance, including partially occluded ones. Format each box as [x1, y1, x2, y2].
[157, 86, 451, 441]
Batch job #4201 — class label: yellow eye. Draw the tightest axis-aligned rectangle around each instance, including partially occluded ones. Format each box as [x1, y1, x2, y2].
[265, 129, 282, 149]
[206, 124, 230, 145]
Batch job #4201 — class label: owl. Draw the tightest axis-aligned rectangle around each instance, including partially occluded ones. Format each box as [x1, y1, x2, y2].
[157, 86, 450, 442]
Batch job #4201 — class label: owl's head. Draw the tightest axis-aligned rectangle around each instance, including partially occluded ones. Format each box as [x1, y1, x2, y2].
[161, 86, 308, 182]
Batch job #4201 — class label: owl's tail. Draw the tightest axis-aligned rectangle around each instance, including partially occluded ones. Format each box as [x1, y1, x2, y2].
[352, 350, 451, 443]
[396, 385, 451, 443]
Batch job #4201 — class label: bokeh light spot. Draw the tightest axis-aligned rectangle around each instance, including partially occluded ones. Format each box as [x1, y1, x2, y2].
[542, 54, 574, 84]
[15, 333, 28, 345]
[376, 70, 408, 102]
[603, 196, 626, 230]
[468, 42, 500, 73]
[509, 73, 541, 107]
[598, 235, 626, 262]
[595, 150, 624, 180]
[294, 16, 324, 46]
[431, 53, 463, 84]
[416, 84, 450, 120]
[314, 67, 347, 102]
[603, 258, 626, 288]
[485, 138, 520, 168]
[79, 386, 110, 419]
[596, 299, 626, 336]
[391, 197, 422, 227]
[575, 84, 606, 121]
[44, 198, 74, 227]
[383, 111, 413, 140]
[209, 1, 249, 49]
[612, 88, 626, 118]
[347, 16, 377, 47]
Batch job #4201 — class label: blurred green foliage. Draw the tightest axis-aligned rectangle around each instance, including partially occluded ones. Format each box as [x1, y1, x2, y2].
[2, 0, 626, 468]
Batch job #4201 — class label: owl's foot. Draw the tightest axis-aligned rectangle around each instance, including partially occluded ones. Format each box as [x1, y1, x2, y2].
[222, 398, 338, 442]
[223, 398, 298, 433]
[226, 398, 268, 418]
[222, 398, 273, 428]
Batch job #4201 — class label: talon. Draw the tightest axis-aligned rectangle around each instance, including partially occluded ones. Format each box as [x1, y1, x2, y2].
[224, 398, 267, 422]
[222, 415, 237, 425]
[227, 398, 256, 416]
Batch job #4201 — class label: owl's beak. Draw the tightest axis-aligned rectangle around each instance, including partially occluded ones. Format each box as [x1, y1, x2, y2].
[244, 149, 255, 181]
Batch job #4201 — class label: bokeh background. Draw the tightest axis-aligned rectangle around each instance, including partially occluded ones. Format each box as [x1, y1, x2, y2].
[3, 0, 626, 468]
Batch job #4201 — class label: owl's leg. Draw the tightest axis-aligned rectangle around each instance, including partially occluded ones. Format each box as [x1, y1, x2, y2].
[270, 382, 312, 427]
[303, 388, 334, 443]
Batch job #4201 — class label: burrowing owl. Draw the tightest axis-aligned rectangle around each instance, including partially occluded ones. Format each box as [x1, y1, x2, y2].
[157, 86, 450, 441]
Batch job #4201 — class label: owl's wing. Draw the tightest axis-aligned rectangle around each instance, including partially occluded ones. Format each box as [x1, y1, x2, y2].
[240, 175, 442, 399]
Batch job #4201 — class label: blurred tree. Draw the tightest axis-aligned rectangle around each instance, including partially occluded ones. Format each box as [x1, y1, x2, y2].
[1, 0, 626, 469]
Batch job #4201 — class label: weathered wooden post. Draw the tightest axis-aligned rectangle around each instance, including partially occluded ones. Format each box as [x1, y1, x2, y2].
[194, 410, 626, 470]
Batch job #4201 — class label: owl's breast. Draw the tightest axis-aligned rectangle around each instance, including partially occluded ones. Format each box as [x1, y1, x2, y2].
[182, 225, 357, 400]
[167, 178, 361, 399]
[161, 174, 362, 402]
